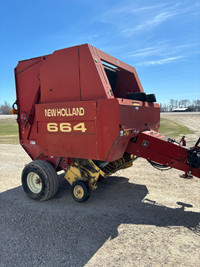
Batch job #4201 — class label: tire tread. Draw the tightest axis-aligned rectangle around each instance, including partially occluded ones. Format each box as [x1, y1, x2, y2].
[22, 160, 59, 201]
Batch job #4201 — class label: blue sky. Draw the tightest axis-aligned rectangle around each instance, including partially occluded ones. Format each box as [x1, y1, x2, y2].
[0, 0, 199, 105]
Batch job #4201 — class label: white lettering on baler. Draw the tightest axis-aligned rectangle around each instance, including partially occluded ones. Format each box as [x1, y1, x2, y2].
[44, 107, 85, 117]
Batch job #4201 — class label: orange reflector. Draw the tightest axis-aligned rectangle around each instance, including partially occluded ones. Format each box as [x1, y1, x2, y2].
[125, 131, 130, 136]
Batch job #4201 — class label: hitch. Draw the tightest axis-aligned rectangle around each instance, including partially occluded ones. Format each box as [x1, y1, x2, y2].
[187, 138, 200, 170]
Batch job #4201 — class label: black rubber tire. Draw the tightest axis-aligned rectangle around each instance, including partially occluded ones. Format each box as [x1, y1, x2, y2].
[147, 94, 157, 103]
[71, 180, 90, 203]
[126, 92, 147, 101]
[21, 160, 59, 201]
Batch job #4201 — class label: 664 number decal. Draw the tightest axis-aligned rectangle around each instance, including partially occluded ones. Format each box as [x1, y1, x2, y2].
[47, 122, 87, 133]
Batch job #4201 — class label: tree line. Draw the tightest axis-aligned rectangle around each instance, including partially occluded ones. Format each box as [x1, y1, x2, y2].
[160, 99, 200, 112]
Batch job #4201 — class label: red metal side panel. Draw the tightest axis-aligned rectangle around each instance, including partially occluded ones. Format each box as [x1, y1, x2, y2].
[15, 57, 42, 74]
[15, 60, 42, 142]
[97, 98, 123, 161]
[15, 61, 41, 113]
[40, 46, 80, 103]
[79, 44, 108, 100]
[114, 71, 143, 98]
[118, 99, 160, 132]
[35, 99, 126, 161]
[35, 101, 99, 159]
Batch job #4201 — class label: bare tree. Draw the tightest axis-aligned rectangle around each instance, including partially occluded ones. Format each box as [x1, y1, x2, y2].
[160, 103, 168, 112]
[169, 99, 175, 111]
[0, 101, 11, 114]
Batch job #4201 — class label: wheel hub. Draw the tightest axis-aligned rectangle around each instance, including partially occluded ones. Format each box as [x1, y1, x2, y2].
[73, 185, 84, 199]
[35, 178, 41, 184]
[27, 172, 42, 193]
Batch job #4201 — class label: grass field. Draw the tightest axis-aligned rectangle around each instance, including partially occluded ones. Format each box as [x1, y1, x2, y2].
[0, 118, 19, 144]
[159, 118, 193, 138]
[0, 117, 194, 144]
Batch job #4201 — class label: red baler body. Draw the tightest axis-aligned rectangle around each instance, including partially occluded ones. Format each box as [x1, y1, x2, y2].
[15, 44, 159, 163]
[14, 44, 200, 178]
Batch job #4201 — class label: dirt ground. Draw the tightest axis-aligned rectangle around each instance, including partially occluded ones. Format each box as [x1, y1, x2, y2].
[0, 113, 200, 267]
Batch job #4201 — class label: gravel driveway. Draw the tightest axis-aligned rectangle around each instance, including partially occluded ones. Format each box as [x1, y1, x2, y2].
[0, 113, 200, 266]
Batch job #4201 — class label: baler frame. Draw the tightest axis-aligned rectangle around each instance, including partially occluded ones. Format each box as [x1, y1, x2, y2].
[13, 44, 200, 202]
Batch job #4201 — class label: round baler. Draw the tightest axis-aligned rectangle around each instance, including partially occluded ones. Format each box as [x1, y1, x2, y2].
[13, 44, 200, 202]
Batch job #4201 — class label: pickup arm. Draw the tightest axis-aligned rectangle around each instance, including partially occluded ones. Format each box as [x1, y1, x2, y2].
[126, 130, 200, 178]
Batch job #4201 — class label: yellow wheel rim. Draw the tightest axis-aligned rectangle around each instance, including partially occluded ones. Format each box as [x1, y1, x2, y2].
[73, 185, 84, 199]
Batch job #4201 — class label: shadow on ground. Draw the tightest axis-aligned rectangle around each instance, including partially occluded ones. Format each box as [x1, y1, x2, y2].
[0, 175, 199, 266]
